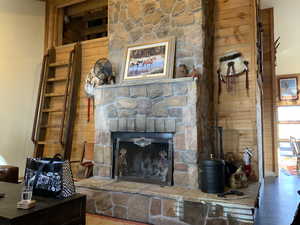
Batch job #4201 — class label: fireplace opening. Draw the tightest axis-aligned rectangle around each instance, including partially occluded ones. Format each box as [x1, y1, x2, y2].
[112, 132, 173, 186]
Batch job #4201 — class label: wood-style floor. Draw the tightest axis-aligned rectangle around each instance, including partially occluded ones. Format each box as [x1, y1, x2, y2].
[86, 214, 148, 225]
[255, 172, 300, 225]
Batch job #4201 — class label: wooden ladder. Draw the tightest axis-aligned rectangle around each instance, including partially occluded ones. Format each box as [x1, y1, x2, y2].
[32, 43, 82, 160]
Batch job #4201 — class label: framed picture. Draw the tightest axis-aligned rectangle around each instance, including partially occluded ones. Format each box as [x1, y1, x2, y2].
[122, 37, 175, 82]
[279, 77, 298, 101]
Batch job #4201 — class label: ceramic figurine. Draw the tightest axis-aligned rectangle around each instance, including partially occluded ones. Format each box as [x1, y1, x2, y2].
[243, 148, 253, 177]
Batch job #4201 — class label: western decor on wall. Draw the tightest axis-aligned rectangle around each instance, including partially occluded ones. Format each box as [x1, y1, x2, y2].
[122, 37, 175, 82]
[279, 77, 298, 101]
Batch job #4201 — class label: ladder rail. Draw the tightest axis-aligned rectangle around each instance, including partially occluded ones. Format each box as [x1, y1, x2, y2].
[31, 54, 48, 142]
[63, 43, 82, 160]
[59, 49, 75, 145]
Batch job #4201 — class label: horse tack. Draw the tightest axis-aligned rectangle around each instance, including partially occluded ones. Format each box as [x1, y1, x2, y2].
[217, 52, 249, 101]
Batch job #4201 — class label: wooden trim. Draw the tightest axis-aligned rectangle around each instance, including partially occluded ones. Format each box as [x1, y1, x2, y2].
[278, 139, 298, 143]
[265, 7, 278, 175]
[65, 0, 108, 17]
[54, 37, 108, 49]
[56, 0, 87, 9]
[278, 121, 300, 124]
[44, 1, 50, 53]
[277, 73, 300, 77]
[56, 8, 64, 46]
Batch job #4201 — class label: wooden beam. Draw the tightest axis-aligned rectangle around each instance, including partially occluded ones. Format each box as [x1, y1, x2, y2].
[84, 25, 107, 36]
[83, 10, 108, 21]
[65, 0, 108, 17]
[56, 0, 87, 8]
[198, 0, 217, 160]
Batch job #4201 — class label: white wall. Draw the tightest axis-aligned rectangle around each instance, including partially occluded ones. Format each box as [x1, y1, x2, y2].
[0, 0, 45, 174]
[262, 0, 300, 75]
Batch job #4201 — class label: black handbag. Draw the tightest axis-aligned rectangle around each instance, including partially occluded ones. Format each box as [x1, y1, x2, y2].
[25, 154, 75, 199]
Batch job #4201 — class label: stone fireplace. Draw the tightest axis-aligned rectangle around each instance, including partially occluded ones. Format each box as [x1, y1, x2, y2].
[93, 78, 199, 189]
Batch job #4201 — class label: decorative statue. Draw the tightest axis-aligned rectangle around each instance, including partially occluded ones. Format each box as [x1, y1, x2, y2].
[118, 148, 127, 177]
[157, 151, 169, 182]
[243, 148, 253, 177]
[230, 166, 248, 189]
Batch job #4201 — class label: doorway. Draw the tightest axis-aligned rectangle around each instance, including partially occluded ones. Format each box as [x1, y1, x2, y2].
[277, 106, 300, 176]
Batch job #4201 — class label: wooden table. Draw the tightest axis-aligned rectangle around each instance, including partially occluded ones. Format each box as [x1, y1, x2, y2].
[0, 182, 86, 225]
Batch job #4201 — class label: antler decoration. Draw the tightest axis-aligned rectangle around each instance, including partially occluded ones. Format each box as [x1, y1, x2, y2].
[274, 37, 280, 67]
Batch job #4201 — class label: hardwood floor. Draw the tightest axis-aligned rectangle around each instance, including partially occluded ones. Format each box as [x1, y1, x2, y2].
[255, 173, 300, 225]
[86, 214, 148, 225]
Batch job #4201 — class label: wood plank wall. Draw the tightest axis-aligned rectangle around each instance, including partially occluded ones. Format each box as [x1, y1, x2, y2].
[43, 39, 108, 159]
[43, 0, 109, 173]
[261, 8, 277, 175]
[215, 0, 260, 178]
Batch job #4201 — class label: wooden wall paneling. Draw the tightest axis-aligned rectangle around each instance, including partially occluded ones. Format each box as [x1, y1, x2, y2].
[261, 8, 277, 175]
[42, 38, 109, 175]
[215, 0, 260, 179]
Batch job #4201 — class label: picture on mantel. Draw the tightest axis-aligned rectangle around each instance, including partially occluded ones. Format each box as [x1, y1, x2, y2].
[122, 37, 175, 82]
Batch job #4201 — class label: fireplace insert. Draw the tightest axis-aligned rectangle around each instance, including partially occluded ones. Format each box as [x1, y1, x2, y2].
[112, 132, 173, 186]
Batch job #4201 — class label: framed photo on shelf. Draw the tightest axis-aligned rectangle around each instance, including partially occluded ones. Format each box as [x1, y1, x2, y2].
[279, 77, 298, 101]
[121, 37, 175, 82]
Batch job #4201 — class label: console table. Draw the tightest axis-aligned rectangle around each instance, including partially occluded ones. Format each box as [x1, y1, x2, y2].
[0, 182, 86, 225]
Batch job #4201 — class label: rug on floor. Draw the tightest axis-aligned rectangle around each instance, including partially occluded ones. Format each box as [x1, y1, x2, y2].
[86, 213, 149, 225]
[281, 166, 298, 176]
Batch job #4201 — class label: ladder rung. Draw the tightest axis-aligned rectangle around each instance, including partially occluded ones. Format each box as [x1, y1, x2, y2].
[42, 108, 64, 113]
[45, 93, 66, 97]
[37, 141, 60, 145]
[49, 62, 69, 68]
[47, 77, 67, 82]
[40, 124, 61, 129]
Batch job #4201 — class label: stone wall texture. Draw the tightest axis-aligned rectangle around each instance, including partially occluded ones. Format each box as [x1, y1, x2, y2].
[108, 0, 203, 81]
[77, 186, 254, 225]
[93, 78, 199, 189]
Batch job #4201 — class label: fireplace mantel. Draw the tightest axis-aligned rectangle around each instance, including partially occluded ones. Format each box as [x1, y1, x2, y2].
[95, 77, 196, 89]
[93, 77, 199, 189]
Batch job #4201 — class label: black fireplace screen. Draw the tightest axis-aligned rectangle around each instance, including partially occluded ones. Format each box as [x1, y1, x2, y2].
[112, 132, 173, 186]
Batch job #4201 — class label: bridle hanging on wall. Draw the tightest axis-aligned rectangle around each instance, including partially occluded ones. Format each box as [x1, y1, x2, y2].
[217, 52, 249, 101]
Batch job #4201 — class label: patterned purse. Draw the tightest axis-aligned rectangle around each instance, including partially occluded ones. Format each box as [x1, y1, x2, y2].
[25, 154, 75, 199]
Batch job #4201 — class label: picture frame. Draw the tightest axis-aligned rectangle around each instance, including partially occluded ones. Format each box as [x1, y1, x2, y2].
[121, 37, 176, 82]
[279, 77, 298, 101]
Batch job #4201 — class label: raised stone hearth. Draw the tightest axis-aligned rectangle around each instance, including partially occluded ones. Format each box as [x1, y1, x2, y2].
[93, 78, 199, 189]
[76, 178, 258, 225]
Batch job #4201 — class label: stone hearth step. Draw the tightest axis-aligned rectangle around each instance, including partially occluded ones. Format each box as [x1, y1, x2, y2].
[76, 178, 259, 225]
